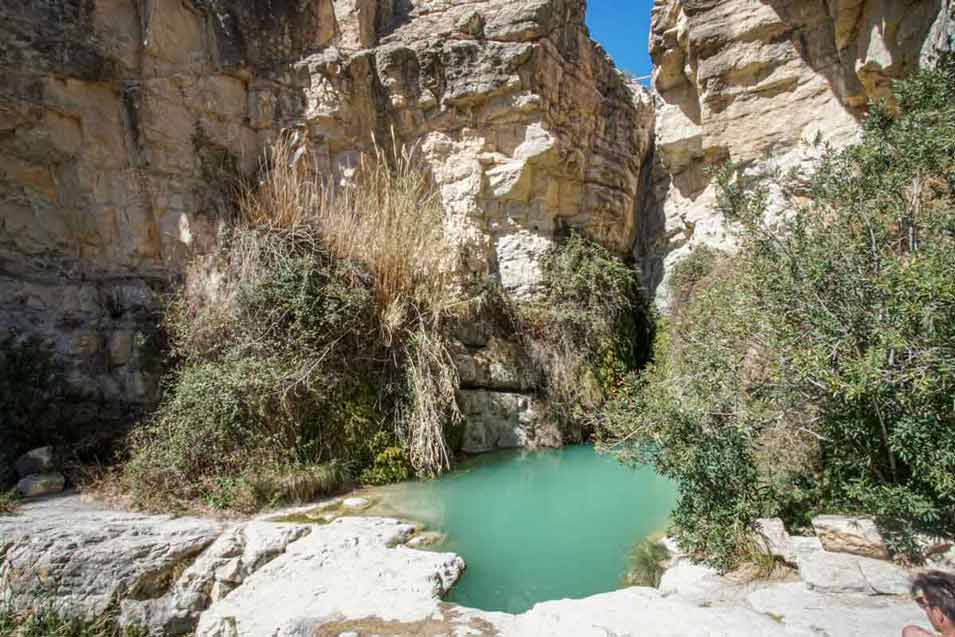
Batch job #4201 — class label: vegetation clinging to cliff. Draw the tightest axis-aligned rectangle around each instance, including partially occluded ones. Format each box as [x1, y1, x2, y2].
[600, 61, 955, 569]
[124, 136, 456, 511]
[526, 232, 652, 435]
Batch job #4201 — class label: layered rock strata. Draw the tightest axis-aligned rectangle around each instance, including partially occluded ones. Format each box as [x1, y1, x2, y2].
[640, 0, 954, 306]
[0, 0, 653, 455]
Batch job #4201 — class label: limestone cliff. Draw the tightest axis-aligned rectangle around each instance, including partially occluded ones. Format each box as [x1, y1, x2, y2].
[641, 0, 954, 306]
[2, 0, 952, 455]
[0, 0, 653, 449]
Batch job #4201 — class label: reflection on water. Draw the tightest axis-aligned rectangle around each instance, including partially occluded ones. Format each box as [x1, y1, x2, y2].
[365, 445, 677, 614]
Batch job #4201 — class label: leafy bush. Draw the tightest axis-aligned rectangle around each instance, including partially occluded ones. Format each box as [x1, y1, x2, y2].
[359, 433, 415, 486]
[601, 60, 955, 568]
[124, 137, 463, 510]
[522, 232, 652, 434]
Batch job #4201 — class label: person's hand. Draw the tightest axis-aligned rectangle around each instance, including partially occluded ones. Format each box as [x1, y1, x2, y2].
[902, 624, 937, 637]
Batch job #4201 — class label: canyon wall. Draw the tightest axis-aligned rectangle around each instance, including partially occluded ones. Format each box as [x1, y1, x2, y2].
[641, 0, 954, 306]
[0, 0, 652, 454]
[2, 0, 952, 458]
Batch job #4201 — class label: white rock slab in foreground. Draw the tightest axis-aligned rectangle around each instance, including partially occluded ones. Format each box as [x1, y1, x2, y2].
[195, 517, 465, 636]
[0, 496, 928, 637]
[0, 496, 222, 618]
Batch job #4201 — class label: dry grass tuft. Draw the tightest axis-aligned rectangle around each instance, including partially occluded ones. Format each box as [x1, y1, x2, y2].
[402, 326, 461, 476]
[239, 132, 459, 343]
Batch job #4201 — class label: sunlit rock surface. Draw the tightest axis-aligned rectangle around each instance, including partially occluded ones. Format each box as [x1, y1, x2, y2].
[0, 1, 653, 441]
[0, 495, 927, 636]
[640, 0, 953, 307]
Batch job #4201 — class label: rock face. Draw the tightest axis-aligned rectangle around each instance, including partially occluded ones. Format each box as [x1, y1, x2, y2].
[641, 0, 953, 306]
[0, 496, 927, 636]
[812, 515, 890, 560]
[0, 0, 653, 451]
[14, 447, 56, 478]
[0, 498, 222, 619]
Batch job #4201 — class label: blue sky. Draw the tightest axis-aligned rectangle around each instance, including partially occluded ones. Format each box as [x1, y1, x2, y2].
[585, 0, 654, 80]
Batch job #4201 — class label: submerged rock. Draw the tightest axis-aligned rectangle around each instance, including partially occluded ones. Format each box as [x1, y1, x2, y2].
[406, 532, 446, 548]
[341, 497, 370, 510]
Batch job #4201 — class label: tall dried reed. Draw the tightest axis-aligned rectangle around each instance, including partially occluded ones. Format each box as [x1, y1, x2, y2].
[237, 133, 461, 476]
[240, 133, 458, 343]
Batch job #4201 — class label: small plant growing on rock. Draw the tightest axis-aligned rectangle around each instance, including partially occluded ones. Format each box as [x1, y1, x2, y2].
[0, 489, 20, 515]
[623, 537, 671, 588]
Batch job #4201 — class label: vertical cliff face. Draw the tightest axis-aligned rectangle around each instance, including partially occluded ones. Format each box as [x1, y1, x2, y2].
[290, 0, 655, 299]
[0, 0, 653, 444]
[641, 0, 954, 306]
[3, 0, 950, 451]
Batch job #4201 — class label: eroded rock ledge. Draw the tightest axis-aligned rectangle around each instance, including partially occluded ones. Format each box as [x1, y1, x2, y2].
[0, 495, 927, 636]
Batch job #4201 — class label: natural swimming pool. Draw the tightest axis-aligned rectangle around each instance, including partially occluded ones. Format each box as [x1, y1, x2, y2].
[365, 445, 678, 613]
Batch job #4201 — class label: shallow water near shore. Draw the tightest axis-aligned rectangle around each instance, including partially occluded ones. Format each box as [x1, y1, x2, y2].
[366, 445, 678, 614]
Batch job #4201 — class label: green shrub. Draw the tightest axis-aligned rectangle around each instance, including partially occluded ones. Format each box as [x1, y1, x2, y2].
[0, 602, 146, 637]
[522, 232, 652, 433]
[623, 538, 671, 587]
[601, 60, 955, 568]
[124, 138, 460, 510]
[360, 437, 415, 486]
[0, 489, 20, 515]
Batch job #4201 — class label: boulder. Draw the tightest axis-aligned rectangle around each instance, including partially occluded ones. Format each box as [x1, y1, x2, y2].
[16, 472, 65, 497]
[194, 518, 465, 636]
[0, 496, 222, 619]
[812, 515, 890, 560]
[748, 582, 924, 636]
[14, 446, 55, 478]
[795, 535, 910, 595]
[755, 517, 797, 564]
[658, 558, 733, 605]
[119, 522, 311, 634]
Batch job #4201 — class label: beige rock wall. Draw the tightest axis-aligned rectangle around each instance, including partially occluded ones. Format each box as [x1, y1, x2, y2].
[640, 0, 952, 307]
[0, 0, 653, 452]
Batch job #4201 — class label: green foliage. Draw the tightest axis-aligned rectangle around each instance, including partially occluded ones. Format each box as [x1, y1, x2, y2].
[0, 489, 20, 515]
[623, 538, 671, 587]
[0, 602, 146, 637]
[359, 433, 415, 486]
[125, 230, 404, 511]
[524, 232, 651, 432]
[601, 61, 955, 568]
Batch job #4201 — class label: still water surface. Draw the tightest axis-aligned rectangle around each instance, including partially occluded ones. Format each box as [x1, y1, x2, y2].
[369, 445, 677, 613]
